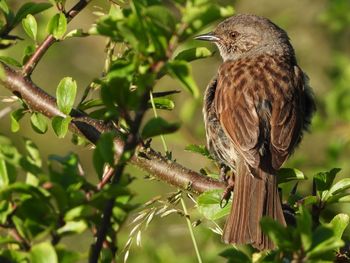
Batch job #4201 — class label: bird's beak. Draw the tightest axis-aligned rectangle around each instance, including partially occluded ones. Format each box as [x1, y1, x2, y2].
[194, 32, 220, 42]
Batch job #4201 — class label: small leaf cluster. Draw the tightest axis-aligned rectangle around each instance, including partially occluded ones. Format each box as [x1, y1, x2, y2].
[0, 135, 134, 261]
[1, 0, 234, 262]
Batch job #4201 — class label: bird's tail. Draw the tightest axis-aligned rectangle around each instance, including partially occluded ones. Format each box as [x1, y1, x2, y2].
[222, 160, 286, 250]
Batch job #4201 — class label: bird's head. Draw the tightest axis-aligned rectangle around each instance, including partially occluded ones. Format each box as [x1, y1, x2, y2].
[195, 14, 293, 61]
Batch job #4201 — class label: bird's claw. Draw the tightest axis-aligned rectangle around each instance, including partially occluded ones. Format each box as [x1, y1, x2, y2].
[220, 183, 234, 208]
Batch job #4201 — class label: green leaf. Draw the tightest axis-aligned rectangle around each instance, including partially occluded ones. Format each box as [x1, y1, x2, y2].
[14, 2, 52, 25]
[30, 112, 48, 134]
[219, 248, 250, 263]
[56, 248, 81, 263]
[52, 116, 71, 138]
[10, 108, 26, 132]
[22, 14, 37, 41]
[197, 189, 230, 220]
[93, 132, 115, 178]
[0, 0, 10, 15]
[0, 135, 22, 167]
[328, 178, 350, 196]
[260, 217, 294, 250]
[328, 213, 349, 241]
[47, 13, 67, 39]
[141, 117, 180, 139]
[11, 216, 28, 241]
[148, 98, 175, 110]
[22, 44, 36, 64]
[57, 220, 87, 235]
[64, 28, 88, 39]
[78, 98, 103, 111]
[277, 168, 306, 184]
[56, 77, 77, 115]
[297, 206, 312, 251]
[166, 60, 199, 98]
[182, 4, 234, 39]
[0, 158, 9, 187]
[64, 205, 95, 221]
[185, 144, 212, 159]
[174, 47, 213, 62]
[314, 168, 341, 194]
[0, 64, 5, 81]
[30, 242, 58, 263]
[144, 5, 176, 35]
[307, 226, 343, 260]
[0, 56, 21, 67]
[24, 138, 42, 167]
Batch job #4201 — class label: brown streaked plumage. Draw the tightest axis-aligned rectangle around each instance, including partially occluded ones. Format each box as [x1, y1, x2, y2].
[196, 14, 315, 250]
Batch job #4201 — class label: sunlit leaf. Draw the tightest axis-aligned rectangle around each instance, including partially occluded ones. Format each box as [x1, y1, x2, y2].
[166, 60, 199, 98]
[56, 77, 77, 115]
[30, 242, 58, 263]
[0, 56, 21, 67]
[297, 206, 312, 251]
[47, 12, 67, 39]
[197, 189, 230, 220]
[141, 117, 180, 139]
[22, 44, 36, 64]
[52, 116, 71, 138]
[30, 112, 48, 134]
[22, 14, 37, 41]
[277, 168, 306, 184]
[57, 220, 87, 235]
[328, 213, 349, 241]
[10, 108, 26, 132]
[148, 98, 175, 110]
[174, 47, 213, 62]
[0, 159, 9, 187]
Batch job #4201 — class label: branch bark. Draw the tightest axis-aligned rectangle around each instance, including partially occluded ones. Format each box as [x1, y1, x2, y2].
[0, 64, 226, 194]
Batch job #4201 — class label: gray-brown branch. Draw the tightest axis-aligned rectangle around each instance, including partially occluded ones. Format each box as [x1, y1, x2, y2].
[0, 64, 226, 194]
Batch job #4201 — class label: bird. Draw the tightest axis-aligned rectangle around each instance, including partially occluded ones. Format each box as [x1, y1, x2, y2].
[195, 14, 316, 250]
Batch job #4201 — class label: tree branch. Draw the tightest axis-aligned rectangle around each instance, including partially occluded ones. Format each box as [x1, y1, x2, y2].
[90, 90, 151, 263]
[22, 0, 92, 77]
[0, 64, 226, 195]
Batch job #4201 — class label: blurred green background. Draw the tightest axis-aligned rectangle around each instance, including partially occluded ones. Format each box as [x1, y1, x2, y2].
[1, 0, 350, 262]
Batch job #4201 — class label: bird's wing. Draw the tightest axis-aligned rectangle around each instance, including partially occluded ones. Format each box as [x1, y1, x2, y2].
[269, 65, 304, 169]
[214, 60, 261, 167]
[214, 58, 303, 170]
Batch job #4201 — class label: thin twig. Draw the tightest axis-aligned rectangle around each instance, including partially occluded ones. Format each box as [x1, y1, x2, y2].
[89, 91, 151, 263]
[22, 0, 92, 77]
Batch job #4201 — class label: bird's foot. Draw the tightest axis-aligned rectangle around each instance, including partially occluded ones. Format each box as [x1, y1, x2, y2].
[220, 174, 234, 208]
[219, 164, 230, 182]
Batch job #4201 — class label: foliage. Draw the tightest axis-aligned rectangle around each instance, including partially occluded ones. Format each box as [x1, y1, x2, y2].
[0, 0, 350, 262]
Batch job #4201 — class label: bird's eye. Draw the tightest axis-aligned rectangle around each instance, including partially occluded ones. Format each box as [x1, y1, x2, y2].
[230, 31, 238, 38]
